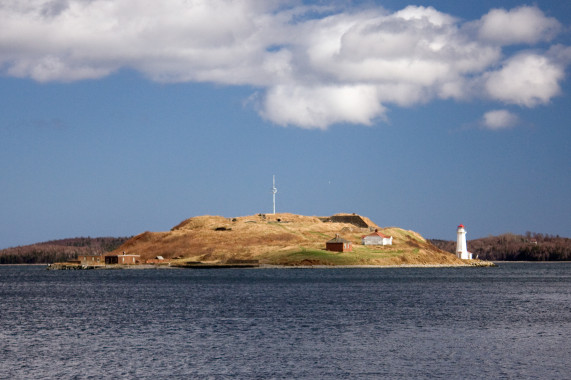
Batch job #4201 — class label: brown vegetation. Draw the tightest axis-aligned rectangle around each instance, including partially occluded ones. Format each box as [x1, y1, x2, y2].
[430, 232, 571, 261]
[108, 213, 482, 266]
[0, 237, 130, 264]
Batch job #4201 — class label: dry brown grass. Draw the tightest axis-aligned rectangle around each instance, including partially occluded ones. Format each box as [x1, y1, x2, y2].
[110, 213, 474, 266]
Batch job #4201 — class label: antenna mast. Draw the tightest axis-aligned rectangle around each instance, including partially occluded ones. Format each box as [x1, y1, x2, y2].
[272, 175, 278, 214]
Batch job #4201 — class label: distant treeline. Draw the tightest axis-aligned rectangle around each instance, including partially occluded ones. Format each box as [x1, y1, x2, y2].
[0, 237, 130, 264]
[430, 232, 571, 261]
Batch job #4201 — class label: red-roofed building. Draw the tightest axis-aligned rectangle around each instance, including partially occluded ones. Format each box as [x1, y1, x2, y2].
[362, 229, 393, 246]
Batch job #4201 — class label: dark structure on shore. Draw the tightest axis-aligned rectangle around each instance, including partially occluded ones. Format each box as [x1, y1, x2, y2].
[77, 254, 105, 265]
[104, 253, 140, 265]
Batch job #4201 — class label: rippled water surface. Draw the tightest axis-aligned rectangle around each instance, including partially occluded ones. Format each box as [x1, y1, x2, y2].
[1, 263, 570, 379]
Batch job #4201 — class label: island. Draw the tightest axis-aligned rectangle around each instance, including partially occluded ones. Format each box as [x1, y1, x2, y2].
[49, 213, 494, 269]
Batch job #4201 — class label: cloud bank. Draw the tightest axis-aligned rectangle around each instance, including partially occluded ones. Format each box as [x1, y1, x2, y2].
[0, 1, 569, 129]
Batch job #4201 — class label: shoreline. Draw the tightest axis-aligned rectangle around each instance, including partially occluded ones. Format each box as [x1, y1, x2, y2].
[45, 261, 496, 270]
[5, 260, 570, 268]
[258, 262, 496, 269]
[491, 260, 571, 264]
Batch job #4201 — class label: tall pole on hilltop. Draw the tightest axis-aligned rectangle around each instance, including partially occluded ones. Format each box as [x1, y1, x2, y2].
[272, 175, 277, 215]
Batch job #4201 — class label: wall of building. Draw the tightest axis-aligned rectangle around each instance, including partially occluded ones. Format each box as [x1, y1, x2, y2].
[320, 215, 371, 228]
[363, 236, 384, 245]
[326, 242, 352, 252]
[363, 235, 393, 246]
[78, 255, 104, 265]
[104, 255, 139, 264]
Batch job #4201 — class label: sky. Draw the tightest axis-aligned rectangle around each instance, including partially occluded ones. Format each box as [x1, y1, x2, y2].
[1, 0, 570, 248]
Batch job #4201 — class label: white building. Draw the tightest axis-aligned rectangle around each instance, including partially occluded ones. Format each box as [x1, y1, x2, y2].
[362, 230, 393, 246]
[456, 224, 473, 260]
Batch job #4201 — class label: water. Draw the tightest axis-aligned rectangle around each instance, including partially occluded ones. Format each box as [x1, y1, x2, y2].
[1, 264, 570, 379]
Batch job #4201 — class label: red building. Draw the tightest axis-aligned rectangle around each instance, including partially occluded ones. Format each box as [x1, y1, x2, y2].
[77, 254, 105, 266]
[326, 234, 353, 252]
[105, 253, 140, 265]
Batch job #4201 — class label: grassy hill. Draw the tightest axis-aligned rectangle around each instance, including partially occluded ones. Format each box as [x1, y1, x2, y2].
[110, 213, 489, 266]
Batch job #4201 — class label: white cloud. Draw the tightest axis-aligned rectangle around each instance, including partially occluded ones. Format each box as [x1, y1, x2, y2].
[261, 84, 386, 129]
[478, 6, 561, 45]
[6, 55, 114, 82]
[0, 1, 569, 129]
[485, 53, 564, 107]
[482, 110, 519, 130]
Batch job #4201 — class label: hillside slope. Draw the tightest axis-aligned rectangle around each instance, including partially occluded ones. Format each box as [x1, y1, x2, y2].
[111, 213, 486, 266]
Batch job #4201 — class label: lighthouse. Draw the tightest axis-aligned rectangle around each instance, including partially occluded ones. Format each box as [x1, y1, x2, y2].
[456, 224, 472, 260]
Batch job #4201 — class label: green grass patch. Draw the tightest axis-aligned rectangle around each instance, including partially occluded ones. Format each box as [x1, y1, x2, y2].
[285, 248, 355, 264]
[267, 246, 409, 265]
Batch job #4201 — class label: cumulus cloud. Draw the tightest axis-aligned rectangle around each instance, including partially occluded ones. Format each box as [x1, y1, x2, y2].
[0, 1, 569, 129]
[482, 110, 519, 130]
[261, 84, 386, 129]
[477, 6, 561, 45]
[485, 53, 564, 107]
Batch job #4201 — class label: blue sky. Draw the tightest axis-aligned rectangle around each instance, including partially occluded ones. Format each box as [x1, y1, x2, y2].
[1, 0, 570, 248]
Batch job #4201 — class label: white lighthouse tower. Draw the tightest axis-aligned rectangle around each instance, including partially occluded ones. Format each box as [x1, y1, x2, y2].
[456, 224, 472, 260]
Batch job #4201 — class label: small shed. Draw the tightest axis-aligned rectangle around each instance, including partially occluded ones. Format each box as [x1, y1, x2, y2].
[362, 230, 393, 246]
[326, 234, 353, 252]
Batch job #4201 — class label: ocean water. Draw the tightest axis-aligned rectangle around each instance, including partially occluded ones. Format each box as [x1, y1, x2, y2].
[0, 263, 570, 379]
